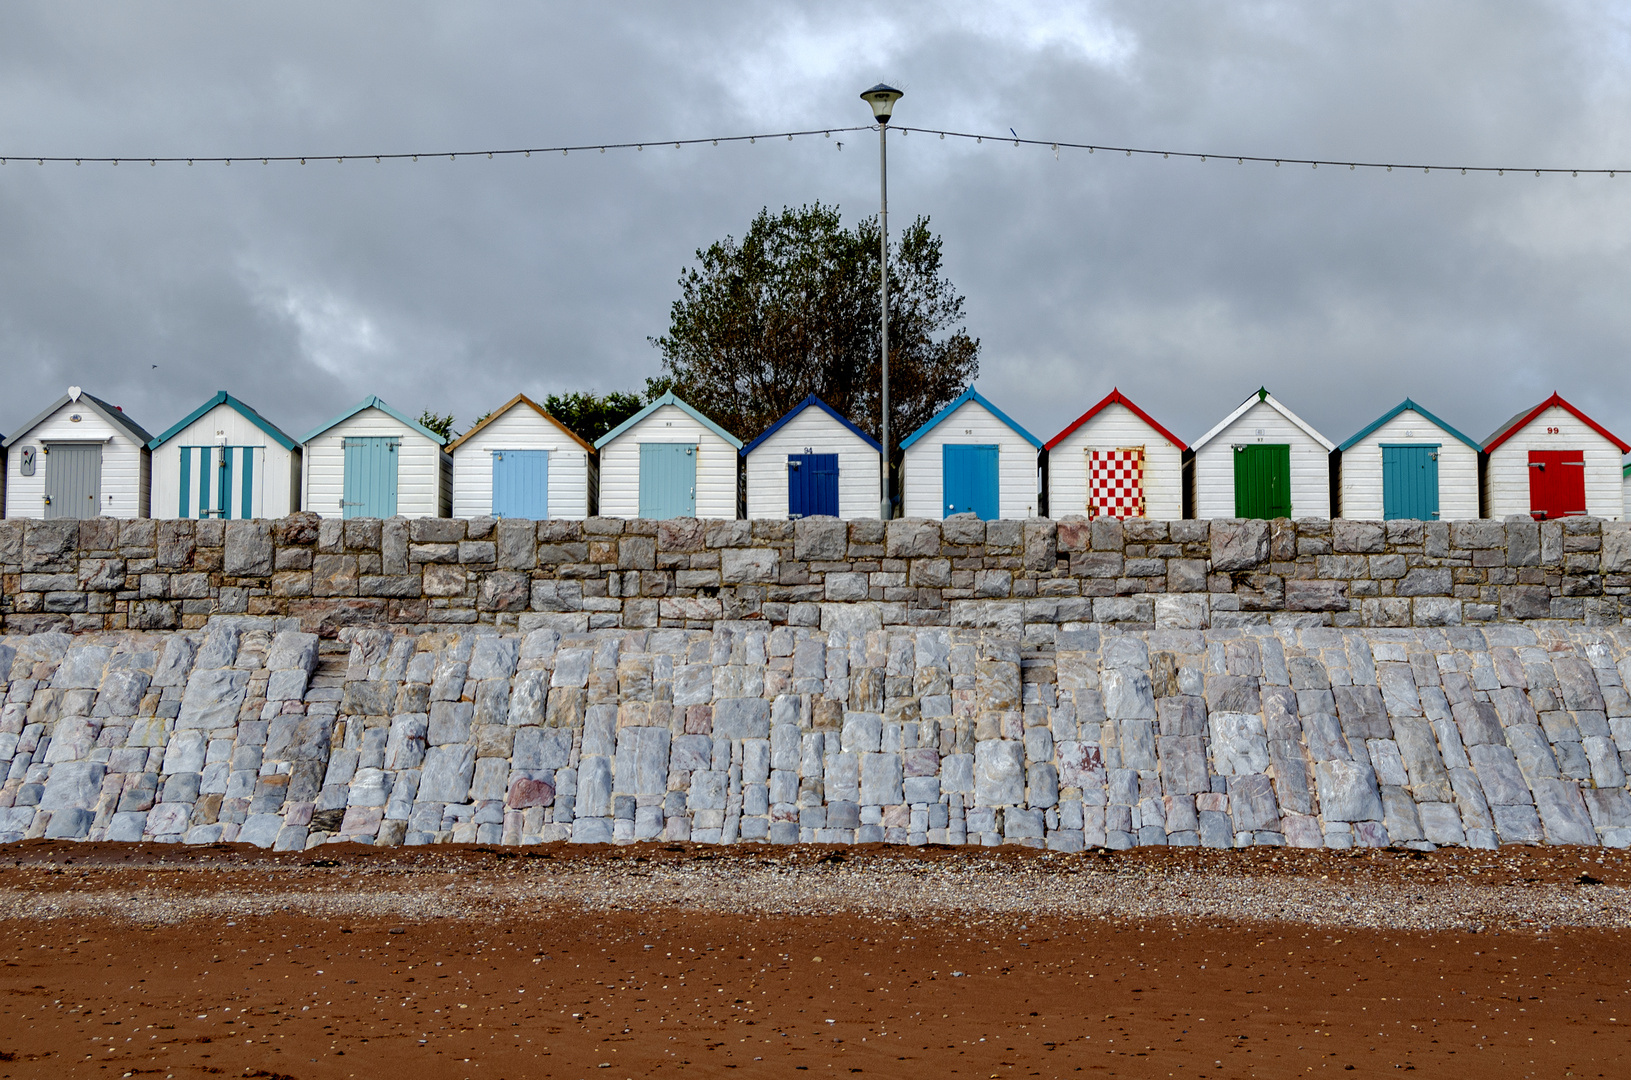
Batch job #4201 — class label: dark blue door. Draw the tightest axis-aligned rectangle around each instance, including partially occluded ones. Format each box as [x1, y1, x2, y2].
[492, 450, 549, 518]
[1381, 444, 1439, 520]
[787, 453, 839, 518]
[943, 444, 999, 520]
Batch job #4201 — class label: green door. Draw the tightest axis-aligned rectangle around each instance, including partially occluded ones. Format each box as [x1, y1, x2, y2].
[638, 443, 697, 519]
[1233, 443, 1291, 519]
[342, 437, 399, 518]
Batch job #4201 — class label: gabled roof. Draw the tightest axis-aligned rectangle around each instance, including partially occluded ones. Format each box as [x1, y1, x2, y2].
[592, 391, 742, 450]
[2, 387, 153, 449]
[1481, 392, 1631, 454]
[1190, 387, 1335, 453]
[740, 394, 882, 457]
[444, 393, 595, 454]
[299, 395, 448, 446]
[147, 391, 299, 451]
[898, 387, 1043, 451]
[1043, 388, 1186, 453]
[1336, 398, 1481, 454]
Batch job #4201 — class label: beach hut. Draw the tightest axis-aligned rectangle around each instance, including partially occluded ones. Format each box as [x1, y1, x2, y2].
[741, 395, 882, 520]
[593, 392, 742, 519]
[1189, 388, 1334, 520]
[147, 391, 301, 519]
[300, 396, 450, 519]
[899, 387, 1042, 520]
[1, 386, 153, 520]
[1624, 463, 1630, 520]
[445, 394, 595, 519]
[1334, 399, 1481, 521]
[1043, 389, 1186, 521]
[1481, 392, 1629, 520]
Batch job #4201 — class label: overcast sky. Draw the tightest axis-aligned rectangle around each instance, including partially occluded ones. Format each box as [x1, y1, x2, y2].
[2, 2, 1629, 451]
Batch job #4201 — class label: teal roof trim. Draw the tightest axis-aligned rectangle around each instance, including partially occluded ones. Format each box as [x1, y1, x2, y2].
[1336, 399, 1482, 453]
[898, 387, 1042, 451]
[592, 392, 743, 449]
[300, 395, 447, 445]
[148, 391, 299, 451]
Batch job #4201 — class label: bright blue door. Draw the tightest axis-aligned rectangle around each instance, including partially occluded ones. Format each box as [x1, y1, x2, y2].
[1381, 444, 1439, 520]
[943, 444, 999, 520]
[342, 437, 399, 518]
[639, 443, 697, 519]
[787, 453, 839, 518]
[492, 450, 549, 519]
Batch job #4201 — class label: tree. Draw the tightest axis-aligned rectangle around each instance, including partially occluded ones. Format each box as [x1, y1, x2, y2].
[542, 389, 650, 445]
[650, 202, 979, 445]
[418, 410, 457, 441]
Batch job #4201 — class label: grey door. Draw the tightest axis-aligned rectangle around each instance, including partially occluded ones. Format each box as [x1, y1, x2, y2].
[44, 443, 103, 519]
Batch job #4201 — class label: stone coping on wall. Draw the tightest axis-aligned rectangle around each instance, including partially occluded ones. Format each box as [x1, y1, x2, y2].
[3, 618, 1630, 851]
[2, 514, 1629, 637]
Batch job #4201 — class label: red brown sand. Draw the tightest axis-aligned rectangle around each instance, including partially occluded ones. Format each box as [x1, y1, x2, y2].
[2, 841, 1629, 1079]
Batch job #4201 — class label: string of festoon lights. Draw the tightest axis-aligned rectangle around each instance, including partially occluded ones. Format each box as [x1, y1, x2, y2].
[1, 122, 1623, 177]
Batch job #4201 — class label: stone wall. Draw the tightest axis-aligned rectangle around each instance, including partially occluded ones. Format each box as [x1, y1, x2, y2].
[4, 515, 1631, 638]
[4, 616, 1631, 852]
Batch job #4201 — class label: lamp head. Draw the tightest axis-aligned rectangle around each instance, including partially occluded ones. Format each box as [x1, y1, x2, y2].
[860, 83, 904, 123]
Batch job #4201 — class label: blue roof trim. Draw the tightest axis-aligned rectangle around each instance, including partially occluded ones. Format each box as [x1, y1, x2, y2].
[148, 391, 299, 451]
[740, 394, 882, 456]
[592, 391, 743, 450]
[1336, 398, 1482, 453]
[898, 387, 1042, 451]
[300, 395, 447, 445]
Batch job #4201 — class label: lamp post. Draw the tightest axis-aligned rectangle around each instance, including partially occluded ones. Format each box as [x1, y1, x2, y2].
[861, 82, 903, 520]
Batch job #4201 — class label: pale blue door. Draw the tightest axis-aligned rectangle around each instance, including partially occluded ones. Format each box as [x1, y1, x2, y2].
[639, 443, 697, 519]
[342, 437, 399, 518]
[492, 450, 549, 518]
[943, 444, 999, 519]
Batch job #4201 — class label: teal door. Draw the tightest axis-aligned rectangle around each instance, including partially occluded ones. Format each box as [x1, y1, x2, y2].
[943, 444, 999, 519]
[179, 446, 255, 518]
[1381, 444, 1439, 520]
[639, 443, 697, 519]
[492, 450, 549, 518]
[342, 437, 399, 518]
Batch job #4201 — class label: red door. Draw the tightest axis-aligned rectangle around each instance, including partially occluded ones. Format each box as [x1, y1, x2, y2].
[1528, 450, 1586, 519]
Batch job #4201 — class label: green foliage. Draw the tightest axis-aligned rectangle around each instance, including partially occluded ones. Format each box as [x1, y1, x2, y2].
[542, 390, 650, 444]
[649, 202, 979, 443]
[417, 411, 457, 440]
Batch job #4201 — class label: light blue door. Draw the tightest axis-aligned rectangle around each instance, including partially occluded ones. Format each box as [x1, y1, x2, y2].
[639, 443, 697, 519]
[492, 450, 549, 519]
[943, 444, 999, 520]
[1381, 444, 1439, 520]
[342, 437, 399, 518]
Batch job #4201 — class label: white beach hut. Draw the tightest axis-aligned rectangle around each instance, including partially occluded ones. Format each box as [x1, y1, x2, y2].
[741, 395, 881, 520]
[899, 387, 1042, 520]
[593, 392, 742, 519]
[445, 394, 595, 519]
[148, 392, 302, 519]
[2, 387, 153, 520]
[1334, 399, 1481, 521]
[1189, 388, 1335, 520]
[1481, 392, 1629, 521]
[1043, 389, 1186, 521]
[300, 396, 450, 519]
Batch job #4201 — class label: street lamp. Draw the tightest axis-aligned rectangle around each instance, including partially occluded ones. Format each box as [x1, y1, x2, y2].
[861, 82, 903, 520]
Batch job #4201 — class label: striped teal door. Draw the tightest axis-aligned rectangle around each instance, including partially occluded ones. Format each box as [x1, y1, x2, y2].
[1381, 444, 1439, 520]
[943, 444, 999, 520]
[638, 443, 697, 519]
[43, 443, 102, 519]
[342, 437, 399, 518]
[492, 450, 549, 518]
[179, 446, 256, 518]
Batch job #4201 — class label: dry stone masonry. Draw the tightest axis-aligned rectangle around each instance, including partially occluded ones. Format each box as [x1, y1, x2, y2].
[4, 514, 1631, 637]
[4, 615, 1631, 852]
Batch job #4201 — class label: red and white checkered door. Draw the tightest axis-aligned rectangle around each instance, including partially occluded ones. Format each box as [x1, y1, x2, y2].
[1087, 448, 1146, 518]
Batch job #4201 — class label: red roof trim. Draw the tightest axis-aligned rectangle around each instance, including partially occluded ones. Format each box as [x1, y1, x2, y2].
[1482, 392, 1631, 455]
[1043, 389, 1188, 452]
